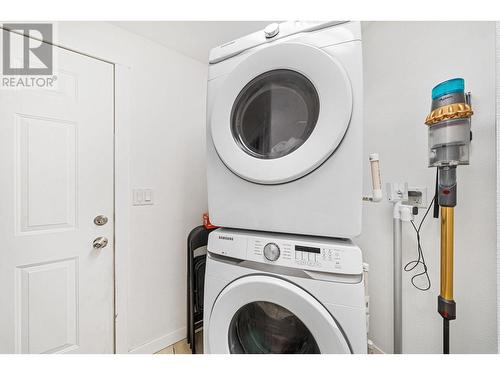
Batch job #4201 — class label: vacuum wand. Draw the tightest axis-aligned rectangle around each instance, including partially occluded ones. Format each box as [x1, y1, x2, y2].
[437, 170, 457, 355]
[424, 78, 473, 354]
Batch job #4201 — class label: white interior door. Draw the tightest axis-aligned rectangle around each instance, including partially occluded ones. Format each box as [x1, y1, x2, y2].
[0, 31, 114, 353]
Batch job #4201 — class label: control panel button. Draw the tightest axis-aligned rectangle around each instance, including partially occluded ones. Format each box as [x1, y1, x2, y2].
[263, 243, 280, 261]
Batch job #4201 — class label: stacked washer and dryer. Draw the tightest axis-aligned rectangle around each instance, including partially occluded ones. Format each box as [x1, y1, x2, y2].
[204, 21, 367, 354]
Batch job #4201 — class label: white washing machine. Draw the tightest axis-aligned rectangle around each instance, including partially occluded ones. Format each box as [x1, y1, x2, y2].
[207, 21, 363, 238]
[203, 228, 367, 354]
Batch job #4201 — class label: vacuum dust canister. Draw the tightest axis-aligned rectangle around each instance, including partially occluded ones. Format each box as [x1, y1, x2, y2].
[425, 78, 473, 167]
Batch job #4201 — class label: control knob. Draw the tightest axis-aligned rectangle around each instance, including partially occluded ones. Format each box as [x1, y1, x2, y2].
[264, 23, 280, 38]
[263, 243, 280, 261]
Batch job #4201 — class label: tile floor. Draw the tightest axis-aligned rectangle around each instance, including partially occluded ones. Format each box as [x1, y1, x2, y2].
[156, 331, 203, 354]
[156, 330, 376, 354]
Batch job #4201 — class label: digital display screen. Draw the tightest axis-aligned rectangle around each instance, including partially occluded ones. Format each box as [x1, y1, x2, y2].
[295, 245, 321, 254]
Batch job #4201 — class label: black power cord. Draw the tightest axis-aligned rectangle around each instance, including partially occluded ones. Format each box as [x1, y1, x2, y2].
[404, 195, 436, 291]
[433, 168, 439, 219]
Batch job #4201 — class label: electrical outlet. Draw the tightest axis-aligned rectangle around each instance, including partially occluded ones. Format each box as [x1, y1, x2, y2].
[407, 187, 427, 208]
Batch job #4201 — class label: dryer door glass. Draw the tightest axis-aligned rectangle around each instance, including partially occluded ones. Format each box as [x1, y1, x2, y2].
[228, 301, 320, 354]
[231, 69, 319, 159]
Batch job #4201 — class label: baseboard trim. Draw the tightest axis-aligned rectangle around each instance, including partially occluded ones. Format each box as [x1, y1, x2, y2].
[367, 340, 385, 354]
[128, 327, 187, 354]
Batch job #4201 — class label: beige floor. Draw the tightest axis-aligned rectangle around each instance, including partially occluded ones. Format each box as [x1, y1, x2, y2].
[156, 331, 203, 354]
[156, 330, 377, 354]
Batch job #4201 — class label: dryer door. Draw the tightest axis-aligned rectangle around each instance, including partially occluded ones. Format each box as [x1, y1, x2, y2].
[210, 42, 353, 184]
[207, 275, 351, 354]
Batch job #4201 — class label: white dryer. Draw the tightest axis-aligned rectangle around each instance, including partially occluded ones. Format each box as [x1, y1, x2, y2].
[207, 21, 363, 238]
[203, 228, 367, 354]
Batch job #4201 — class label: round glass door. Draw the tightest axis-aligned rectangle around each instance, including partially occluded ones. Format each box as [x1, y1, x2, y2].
[210, 42, 352, 184]
[231, 70, 319, 160]
[228, 301, 320, 354]
[207, 275, 351, 354]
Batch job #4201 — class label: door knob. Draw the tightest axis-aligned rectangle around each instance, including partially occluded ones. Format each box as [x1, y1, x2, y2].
[94, 215, 108, 226]
[93, 237, 108, 249]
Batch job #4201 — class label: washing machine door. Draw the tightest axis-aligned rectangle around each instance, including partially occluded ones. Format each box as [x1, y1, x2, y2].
[210, 42, 353, 184]
[207, 275, 351, 354]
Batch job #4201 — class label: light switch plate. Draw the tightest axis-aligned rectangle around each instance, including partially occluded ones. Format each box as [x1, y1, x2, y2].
[132, 188, 154, 206]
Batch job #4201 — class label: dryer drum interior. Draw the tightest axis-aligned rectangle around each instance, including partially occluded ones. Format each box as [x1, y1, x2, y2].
[230, 69, 320, 160]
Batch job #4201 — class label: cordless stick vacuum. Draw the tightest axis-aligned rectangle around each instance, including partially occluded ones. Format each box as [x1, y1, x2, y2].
[424, 78, 473, 354]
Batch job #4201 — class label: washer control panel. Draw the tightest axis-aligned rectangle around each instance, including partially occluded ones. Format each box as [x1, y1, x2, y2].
[208, 228, 363, 275]
[209, 21, 352, 64]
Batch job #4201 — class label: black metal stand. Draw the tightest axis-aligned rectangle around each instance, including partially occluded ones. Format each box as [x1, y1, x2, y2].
[186, 225, 216, 354]
[438, 292, 455, 354]
[443, 318, 450, 354]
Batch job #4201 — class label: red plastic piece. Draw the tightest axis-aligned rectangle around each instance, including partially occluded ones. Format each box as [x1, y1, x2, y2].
[203, 212, 218, 229]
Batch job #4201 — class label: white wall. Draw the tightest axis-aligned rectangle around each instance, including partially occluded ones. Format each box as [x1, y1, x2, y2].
[54, 22, 208, 353]
[111, 21, 274, 63]
[358, 21, 497, 353]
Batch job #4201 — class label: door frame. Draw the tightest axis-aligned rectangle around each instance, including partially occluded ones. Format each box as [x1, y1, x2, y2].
[113, 64, 131, 354]
[496, 21, 500, 354]
[0, 26, 132, 354]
